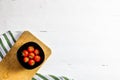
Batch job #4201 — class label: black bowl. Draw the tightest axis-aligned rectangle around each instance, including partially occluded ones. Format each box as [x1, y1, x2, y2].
[17, 42, 45, 69]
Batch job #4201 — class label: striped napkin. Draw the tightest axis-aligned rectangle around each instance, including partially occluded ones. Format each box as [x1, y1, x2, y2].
[0, 31, 72, 80]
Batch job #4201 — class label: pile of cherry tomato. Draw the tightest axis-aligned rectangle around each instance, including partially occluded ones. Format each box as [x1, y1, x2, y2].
[22, 46, 41, 66]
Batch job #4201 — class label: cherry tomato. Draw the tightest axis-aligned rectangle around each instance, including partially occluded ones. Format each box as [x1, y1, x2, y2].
[29, 52, 35, 59]
[34, 49, 40, 55]
[23, 57, 29, 63]
[28, 46, 34, 52]
[28, 59, 35, 66]
[34, 56, 41, 62]
[22, 50, 29, 57]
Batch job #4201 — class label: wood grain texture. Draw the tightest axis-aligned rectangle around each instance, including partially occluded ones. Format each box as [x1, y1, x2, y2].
[0, 31, 51, 80]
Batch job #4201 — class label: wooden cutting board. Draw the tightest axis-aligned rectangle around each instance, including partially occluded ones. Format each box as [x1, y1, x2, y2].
[0, 31, 51, 80]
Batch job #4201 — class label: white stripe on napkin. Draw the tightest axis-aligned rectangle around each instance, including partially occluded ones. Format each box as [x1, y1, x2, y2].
[12, 31, 22, 41]
[0, 57, 2, 62]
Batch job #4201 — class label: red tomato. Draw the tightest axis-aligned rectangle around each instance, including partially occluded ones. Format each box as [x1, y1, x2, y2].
[22, 50, 29, 57]
[23, 57, 29, 63]
[29, 52, 35, 59]
[34, 56, 41, 62]
[28, 60, 35, 66]
[28, 46, 34, 52]
[34, 49, 40, 55]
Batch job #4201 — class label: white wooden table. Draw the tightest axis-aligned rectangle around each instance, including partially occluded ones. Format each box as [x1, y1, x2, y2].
[0, 0, 120, 80]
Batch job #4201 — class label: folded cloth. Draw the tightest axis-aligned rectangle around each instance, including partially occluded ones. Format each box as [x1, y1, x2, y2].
[0, 31, 73, 80]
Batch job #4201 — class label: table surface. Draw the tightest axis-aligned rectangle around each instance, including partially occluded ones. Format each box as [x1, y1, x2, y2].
[0, 0, 120, 80]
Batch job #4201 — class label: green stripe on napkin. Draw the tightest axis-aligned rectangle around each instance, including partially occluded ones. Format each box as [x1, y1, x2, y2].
[3, 33, 12, 48]
[62, 76, 70, 80]
[49, 75, 60, 80]
[0, 38, 8, 53]
[0, 51, 3, 58]
[36, 73, 48, 80]
[8, 31, 16, 42]
[32, 78, 37, 80]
